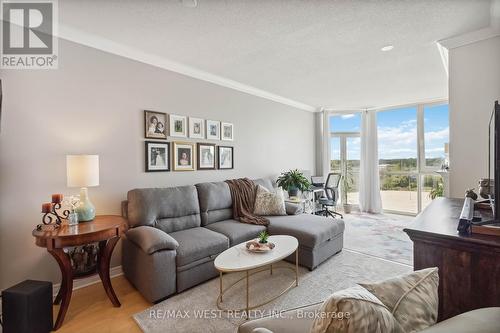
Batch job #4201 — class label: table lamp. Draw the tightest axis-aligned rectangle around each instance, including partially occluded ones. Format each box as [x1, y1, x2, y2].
[66, 155, 99, 222]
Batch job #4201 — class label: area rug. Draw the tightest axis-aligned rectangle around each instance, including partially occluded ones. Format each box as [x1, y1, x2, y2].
[342, 212, 414, 265]
[134, 249, 411, 333]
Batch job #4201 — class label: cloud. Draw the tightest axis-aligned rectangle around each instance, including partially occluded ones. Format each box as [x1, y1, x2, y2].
[425, 127, 449, 140]
[341, 114, 356, 119]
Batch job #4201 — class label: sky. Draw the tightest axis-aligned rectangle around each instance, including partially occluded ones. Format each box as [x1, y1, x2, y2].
[330, 104, 449, 161]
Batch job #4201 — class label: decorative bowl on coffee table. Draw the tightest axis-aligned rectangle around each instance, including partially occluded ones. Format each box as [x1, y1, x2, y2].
[245, 240, 275, 253]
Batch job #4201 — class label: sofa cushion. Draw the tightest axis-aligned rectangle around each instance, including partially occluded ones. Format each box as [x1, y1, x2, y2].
[285, 202, 303, 215]
[127, 186, 201, 233]
[310, 285, 403, 333]
[253, 178, 275, 192]
[169, 227, 229, 267]
[204, 219, 267, 246]
[254, 185, 287, 216]
[267, 215, 344, 249]
[195, 182, 233, 226]
[126, 226, 179, 254]
[360, 267, 439, 332]
[419, 307, 500, 333]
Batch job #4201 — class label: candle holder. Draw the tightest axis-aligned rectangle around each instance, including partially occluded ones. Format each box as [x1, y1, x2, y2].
[42, 202, 70, 226]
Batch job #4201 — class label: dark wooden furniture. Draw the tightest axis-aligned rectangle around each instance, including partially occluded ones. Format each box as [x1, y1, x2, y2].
[404, 198, 500, 321]
[32, 215, 127, 330]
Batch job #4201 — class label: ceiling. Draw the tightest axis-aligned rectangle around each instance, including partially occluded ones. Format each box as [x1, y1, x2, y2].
[59, 0, 493, 111]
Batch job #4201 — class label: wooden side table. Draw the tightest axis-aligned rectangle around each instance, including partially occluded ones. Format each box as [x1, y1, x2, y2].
[32, 215, 127, 330]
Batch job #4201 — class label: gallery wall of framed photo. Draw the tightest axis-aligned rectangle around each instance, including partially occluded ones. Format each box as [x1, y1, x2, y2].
[144, 110, 234, 172]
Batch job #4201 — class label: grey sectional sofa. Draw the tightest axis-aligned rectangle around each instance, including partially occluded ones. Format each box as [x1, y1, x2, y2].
[121, 178, 344, 303]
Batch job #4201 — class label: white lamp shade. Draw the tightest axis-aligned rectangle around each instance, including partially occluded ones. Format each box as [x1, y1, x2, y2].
[66, 155, 100, 187]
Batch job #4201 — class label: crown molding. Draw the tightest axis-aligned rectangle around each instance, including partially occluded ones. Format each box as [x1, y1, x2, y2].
[56, 24, 317, 113]
[438, 26, 500, 50]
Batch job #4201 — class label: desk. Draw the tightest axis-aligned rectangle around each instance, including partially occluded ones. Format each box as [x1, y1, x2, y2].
[404, 198, 500, 321]
[32, 215, 127, 330]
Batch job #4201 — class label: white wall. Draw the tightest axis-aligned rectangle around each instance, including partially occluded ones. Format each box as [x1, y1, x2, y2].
[0, 39, 315, 290]
[449, 36, 500, 198]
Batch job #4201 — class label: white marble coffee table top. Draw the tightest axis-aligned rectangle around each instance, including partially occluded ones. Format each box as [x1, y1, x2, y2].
[214, 235, 298, 272]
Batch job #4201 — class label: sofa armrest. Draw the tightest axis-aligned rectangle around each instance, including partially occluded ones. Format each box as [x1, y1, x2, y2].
[285, 202, 303, 215]
[126, 226, 179, 254]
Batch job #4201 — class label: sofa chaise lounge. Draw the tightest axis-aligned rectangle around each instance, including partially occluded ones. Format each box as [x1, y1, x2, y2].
[121, 178, 344, 303]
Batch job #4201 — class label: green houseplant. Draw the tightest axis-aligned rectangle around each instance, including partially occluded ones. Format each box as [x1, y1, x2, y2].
[276, 169, 311, 197]
[258, 231, 269, 244]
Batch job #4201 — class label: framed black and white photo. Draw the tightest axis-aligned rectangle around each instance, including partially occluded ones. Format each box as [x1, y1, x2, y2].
[145, 141, 170, 172]
[189, 117, 205, 139]
[197, 143, 216, 170]
[221, 122, 234, 141]
[206, 120, 221, 140]
[144, 110, 168, 139]
[173, 142, 196, 171]
[218, 146, 234, 169]
[169, 114, 187, 138]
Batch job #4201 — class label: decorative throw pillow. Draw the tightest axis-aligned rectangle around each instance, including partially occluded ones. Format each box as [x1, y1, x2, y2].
[253, 185, 286, 216]
[310, 286, 404, 333]
[359, 267, 439, 333]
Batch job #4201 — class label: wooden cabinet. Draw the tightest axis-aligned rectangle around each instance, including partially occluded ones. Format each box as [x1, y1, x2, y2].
[404, 198, 500, 321]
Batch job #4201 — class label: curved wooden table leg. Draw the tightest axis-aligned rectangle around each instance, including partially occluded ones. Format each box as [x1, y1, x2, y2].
[98, 237, 121, 307]
[48, 248, 73, 330]
[53, 275, 65, 305]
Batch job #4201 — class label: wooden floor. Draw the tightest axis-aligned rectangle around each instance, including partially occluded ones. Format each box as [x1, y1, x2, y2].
[54, 276, 149, 333]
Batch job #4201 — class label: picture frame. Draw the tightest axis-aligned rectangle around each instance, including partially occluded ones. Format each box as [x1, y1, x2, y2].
[197, 143, 216, 170]
[169, 114, 187, 138]
[221, 122, 234, 141]
[218, 146, 234, 169]
[206, 120, 221, 140]
[144, 110, 168, 139]
[189, 117, 205, 139]
[173, 142, 196, 171]
[145, 141, 170, 172]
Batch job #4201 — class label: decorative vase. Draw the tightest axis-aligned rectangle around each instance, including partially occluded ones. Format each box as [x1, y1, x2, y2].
[75, 187, 95, 222]
[288, 187, 299, 198]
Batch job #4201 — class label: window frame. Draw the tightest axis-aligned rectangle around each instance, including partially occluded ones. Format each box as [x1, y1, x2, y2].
[328, 113, 361, 206]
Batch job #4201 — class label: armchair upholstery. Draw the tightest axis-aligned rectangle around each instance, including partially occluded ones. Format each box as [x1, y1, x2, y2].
[126, 226, 179, 254]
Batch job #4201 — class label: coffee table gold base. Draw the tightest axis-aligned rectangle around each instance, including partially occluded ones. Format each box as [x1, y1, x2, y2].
[216, 250, 299, 319]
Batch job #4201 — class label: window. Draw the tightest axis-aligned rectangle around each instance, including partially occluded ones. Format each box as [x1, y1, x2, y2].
[329, 113, 361, 205]
[378, 107, 419, 213]
[423, 104, 449, 169]
[377, 103, 448, 214]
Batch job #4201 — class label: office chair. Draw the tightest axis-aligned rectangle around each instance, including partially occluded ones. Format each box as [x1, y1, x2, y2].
[317, 173, 343, 219]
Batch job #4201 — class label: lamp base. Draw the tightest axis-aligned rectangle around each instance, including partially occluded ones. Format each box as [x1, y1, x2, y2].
[75, 187, 96, 222]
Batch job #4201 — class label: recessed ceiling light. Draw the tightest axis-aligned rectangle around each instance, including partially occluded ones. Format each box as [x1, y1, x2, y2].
[381, 45, 394, 52]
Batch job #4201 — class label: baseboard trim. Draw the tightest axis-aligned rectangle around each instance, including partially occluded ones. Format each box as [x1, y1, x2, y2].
[52, 265, 124, 298]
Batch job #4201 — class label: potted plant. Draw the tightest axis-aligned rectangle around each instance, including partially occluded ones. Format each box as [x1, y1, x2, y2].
[276, 169, 311, 198]
[258, 231, 269, 244]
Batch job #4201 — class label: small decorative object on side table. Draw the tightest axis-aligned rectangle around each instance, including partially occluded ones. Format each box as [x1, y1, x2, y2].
[66, 154, 99, 222]
[39, 193, 71, 231]
[32, 215, 127, 330]
[246, 231, 275, 252]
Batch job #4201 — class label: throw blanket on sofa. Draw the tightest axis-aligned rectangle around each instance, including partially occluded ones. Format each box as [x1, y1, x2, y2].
[225, 178, 269, 226]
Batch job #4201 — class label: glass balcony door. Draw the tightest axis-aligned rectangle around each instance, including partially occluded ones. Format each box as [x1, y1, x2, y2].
[331, 134, 360, 205]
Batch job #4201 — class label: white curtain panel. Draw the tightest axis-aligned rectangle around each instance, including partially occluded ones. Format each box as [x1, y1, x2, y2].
[359, 110, 383, 213]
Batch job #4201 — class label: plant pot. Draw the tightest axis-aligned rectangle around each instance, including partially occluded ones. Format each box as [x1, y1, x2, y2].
[288, 187, 299, 198]
[343, 204, 352, 214]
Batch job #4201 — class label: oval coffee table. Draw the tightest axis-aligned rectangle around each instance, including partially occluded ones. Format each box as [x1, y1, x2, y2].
[214, 235, 299, 317]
